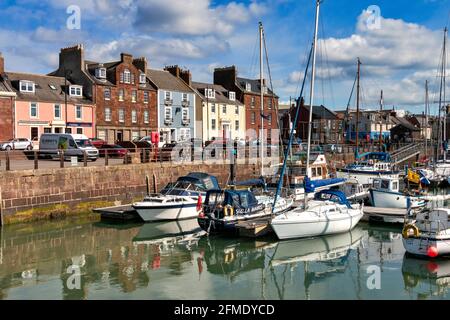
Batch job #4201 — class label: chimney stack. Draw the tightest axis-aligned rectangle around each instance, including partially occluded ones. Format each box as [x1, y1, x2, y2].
[133, 57, 148, 73]
[120, 53, 133, 63]
[59, 44, 85, 72]
[0, 52, 4, 74]
[213, 66, 237, 91]
[165, 65, 181, 78]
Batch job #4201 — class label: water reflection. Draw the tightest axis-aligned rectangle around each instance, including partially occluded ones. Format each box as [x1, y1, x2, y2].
[0, 217, 450, 299]
[402, 256, 450, 299]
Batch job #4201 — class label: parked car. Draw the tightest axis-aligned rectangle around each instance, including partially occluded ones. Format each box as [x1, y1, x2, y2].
[90, 138, 106, 148]
[98, 144, 128, 158]
[39, 133, 99, 161]
[158, 142, 191, 161]
[1, 138, 33, 151]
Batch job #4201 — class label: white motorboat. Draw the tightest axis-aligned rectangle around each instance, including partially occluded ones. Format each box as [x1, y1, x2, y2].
[336, 152, 400, 187]
[133, 172, 219, 222]
[271, 190, 364, 240]
[369, 177, 427, 209]
[402, 208, 450, 258]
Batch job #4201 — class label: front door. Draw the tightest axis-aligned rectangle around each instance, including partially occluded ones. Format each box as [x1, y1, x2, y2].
[30, 127, 38, 141]
[223, 124, 231, 140]
[117, 131, 123, 142]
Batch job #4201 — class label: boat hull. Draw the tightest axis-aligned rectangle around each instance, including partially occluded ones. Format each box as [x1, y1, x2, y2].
[403, 236, 450, 257]
[369, 189, 426, 209]
[271, 209, 363, 240]
[133, 202, 198, 222]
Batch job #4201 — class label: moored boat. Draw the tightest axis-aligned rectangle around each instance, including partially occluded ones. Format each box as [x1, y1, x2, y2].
[336, 152, 400, 187]
[402, 208, 450, 258]
[369, 177, 427, 209]
[197, 189, 293, 235]
[271, 190, 364, 240]
[133, 172, 219, 222]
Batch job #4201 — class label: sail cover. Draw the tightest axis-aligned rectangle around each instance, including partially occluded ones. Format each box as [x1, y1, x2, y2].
[304, 176, 346, 193]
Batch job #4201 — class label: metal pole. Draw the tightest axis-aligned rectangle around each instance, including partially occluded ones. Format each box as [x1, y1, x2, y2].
[355, 58, 361, 155]
[259, 21, 265, 177]
[425, 80, 429, 159]
[304, 0, 320, 208]
[34, 150, 38, 170]
[379, 90, 383, 151]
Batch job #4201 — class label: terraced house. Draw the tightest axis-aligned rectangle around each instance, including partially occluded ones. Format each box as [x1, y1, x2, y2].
[191, 82, 245, 141]
[213, 66, 279, 141]
[0, 53, 94, 140]
[50, 45, 158, 143]
[0, 53, 15, 141]
[146, 67, 196, 144]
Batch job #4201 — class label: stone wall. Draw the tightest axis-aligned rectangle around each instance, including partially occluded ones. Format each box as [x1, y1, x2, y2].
[0, 162, 258, 225]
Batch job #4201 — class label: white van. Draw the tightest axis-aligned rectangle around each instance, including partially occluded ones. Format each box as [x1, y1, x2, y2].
[39, 133, 99, 161]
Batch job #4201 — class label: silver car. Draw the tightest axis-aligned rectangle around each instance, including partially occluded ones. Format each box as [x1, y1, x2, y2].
[1, 138, 33, 151]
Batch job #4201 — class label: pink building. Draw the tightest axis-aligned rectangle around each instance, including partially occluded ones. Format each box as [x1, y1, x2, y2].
[5, 72, 95, 140]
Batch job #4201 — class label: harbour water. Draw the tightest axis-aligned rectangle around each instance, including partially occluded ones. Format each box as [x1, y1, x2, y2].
[2, 207, 450, 300]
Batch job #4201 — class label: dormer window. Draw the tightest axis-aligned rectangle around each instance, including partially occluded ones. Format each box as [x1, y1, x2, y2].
[206, 88, 215, 99]
[69, 85, 83, 97]
[139, 72, 146, 84]
[96, 67, 106, 79]
[229, 91, 235, 101]
[20, 80, 35, 93]
[245, 83, 251, 91]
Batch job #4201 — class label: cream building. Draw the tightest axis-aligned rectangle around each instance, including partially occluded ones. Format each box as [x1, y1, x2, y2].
[192, 82, 246, 142]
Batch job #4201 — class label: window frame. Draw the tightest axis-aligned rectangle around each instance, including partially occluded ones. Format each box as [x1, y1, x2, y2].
[30, 102, 38, 118]
[75, 105, 82, 120]
[20, 80, 35, 93]
[105, 107, 112, 122]
[54, 104, 61, 120]
[118, 108, 125, 123]
[131, 110, 137, 123]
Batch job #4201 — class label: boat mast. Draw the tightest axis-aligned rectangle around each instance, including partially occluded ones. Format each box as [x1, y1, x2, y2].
[355, 58, 361, 155]
[443, 27, 447, 161]
[304, 0, 321, 208]
[425, 80, 429, 159]
[438, 27, 447, 162]
[379, 90, 383, 151]
[259, 22, 265, 176]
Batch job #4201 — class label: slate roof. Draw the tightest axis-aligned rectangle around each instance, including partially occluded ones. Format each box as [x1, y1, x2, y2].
[5, 72, 93, 104]
[191, 81, 243, 105]
[390, 116, 420, 131]
[303, 105, 338, 120]
[236, 77, 278, 98]
[146, 69, 193, 93]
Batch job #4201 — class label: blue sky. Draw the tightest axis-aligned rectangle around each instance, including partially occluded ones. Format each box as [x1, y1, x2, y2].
[0, 0, 449, 113]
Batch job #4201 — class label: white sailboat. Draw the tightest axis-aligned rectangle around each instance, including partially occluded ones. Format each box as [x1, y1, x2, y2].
[271, 0, 363, 240]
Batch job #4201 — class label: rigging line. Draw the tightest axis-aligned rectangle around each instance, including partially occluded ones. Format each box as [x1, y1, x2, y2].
[262, 28, 284, 148]
[319, 9, 336, 109]
[249, 28, 260, 80]
[296, 41, 314, 99]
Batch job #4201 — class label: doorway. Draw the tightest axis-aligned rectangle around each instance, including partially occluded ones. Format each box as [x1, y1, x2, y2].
[116, 131, 123, 142]
[30, 127, 38, 140]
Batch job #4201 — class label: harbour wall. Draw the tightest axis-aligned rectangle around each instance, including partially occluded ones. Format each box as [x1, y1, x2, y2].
[0, 162, 259, 225]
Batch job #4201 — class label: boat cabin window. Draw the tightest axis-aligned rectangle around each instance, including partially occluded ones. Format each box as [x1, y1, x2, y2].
[372, 179, 381, 189]
[311, 168, 317, 177]
[380, 179, 390, 190]
[207, 192, 225, 205]
[392, 181, 398, 191]
[317, 167, 322, 176]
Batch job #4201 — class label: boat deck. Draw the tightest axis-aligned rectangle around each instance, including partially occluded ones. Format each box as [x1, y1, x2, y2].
[93, 205, 142, 221]
[236, 218, 274, 238]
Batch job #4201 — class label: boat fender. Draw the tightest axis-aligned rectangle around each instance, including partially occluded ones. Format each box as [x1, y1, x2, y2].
[402, 224, 420, 239]
[224, 205, 234, 217]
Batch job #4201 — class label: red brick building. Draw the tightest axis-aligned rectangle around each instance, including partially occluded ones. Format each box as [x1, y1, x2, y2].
[50, 45, 158, 143]
[213, 66, 279, 141]
[0, 53, 15, 141]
